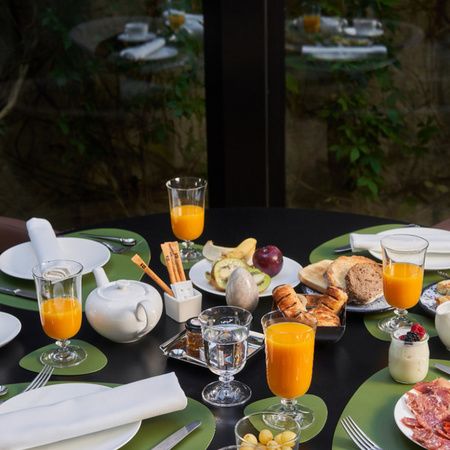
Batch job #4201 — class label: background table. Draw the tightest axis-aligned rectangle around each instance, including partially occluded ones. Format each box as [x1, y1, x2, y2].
[1, 208, 448, 449]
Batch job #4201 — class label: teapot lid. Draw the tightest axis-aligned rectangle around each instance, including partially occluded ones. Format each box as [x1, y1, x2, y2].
[98, 280, 148, 301]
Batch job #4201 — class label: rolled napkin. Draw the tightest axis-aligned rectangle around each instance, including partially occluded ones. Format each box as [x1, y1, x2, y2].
[350, 233, 450, 254]
[0, 372, 187, 450]
[120, 38, 165, 61]
[302, 45, 387, 56]
[26, 218, 62, 264]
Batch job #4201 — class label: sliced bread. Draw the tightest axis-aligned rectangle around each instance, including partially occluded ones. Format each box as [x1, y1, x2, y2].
[325, 255, 377, 290]
[345, 262, 383, 304]
[300, 259, 333, 293]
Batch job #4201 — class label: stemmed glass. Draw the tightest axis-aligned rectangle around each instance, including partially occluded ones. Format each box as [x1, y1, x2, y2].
[199, 306, 252, 407]
[378, 234, 428, 333]
[166, 0, 186, 42]
[32, 260, 86, 368]
[166, 177, 207, 264]
[261, 310, 317, 429]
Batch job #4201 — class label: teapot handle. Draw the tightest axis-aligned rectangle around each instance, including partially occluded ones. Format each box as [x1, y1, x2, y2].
[135, 300, 157, 338]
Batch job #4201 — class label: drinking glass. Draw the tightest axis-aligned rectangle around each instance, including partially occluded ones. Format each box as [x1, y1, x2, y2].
[198, 305, 252, 407]
[261, 310, 316, 429]
[33, 260, 86, 368]
[303, 2, 321, 33]
[166, 0, 186, 42]
[166, 177, 207, 264]
[378, 234, 428, 333]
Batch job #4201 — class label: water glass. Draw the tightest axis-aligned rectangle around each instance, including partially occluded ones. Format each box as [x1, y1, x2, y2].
[33, 260, 86, 368]
[198, 306, 252, 407]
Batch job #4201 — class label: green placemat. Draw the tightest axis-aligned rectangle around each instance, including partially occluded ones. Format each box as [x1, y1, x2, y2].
[244, 394, 328, 443]
[0, 383, 215, 450]
[309, 224, 442, 287]
[332, 359, 448, 450]
[364, 311, 437, 342]
[0, 228, 150, 312]
[159, 242, 203, 270]
[19, 340, 107, 375]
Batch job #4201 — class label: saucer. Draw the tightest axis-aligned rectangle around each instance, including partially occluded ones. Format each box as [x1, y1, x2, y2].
[344, 26, 384, 37]
[117, 32, 156, 43]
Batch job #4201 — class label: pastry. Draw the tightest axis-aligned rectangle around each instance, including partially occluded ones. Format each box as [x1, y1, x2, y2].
[436, 295, 450, 305]
[272, 285, 306, 318]
[437, 280, 450, 296]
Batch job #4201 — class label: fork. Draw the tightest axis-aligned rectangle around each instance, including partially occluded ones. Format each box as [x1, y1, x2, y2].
[86, 237, 131, 254]
[23, 364, 54, 393]
[341, 416, 383, 450]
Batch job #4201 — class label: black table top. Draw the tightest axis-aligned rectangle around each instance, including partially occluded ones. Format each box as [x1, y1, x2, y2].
[1, 207, 447, 449]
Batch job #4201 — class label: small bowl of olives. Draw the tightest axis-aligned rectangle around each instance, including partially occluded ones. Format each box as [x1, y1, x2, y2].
[234, 412, 301, 449]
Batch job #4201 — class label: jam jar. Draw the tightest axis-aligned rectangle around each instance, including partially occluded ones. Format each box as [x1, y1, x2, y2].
[185, 317, 203, 357]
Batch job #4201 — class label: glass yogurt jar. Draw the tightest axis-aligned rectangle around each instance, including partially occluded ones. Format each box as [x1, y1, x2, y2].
[389, 326, 429, 384]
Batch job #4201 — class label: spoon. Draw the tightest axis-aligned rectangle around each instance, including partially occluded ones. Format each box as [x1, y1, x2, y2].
[0, 385, 8, 396]
[169, 348, 201, 363]
[79, 233, 137, 246]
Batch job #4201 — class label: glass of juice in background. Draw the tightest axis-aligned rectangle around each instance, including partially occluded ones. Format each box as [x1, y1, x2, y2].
[198, 306, 253, 407]
[33, 260, 86, 368]
[378, 234, 428, 333]
[166, 177, 207, 264]
[261, 310, 317, 429]
[302, 2, 321, 33]
[166, 0, 186, 42]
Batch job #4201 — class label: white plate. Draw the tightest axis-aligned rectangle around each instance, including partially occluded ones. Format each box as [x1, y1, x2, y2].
[0, 312, 21, 347]
[344, 26, 384, 37]
[311, 51, 366, 61]
[368, 227, 450, 270]
[0, 238, 111, 280]
[117, 32, 156, 43]
[189, 257, 302, 297]
[0, 383, 141, 450]
[142, 46, 178, 61]
[394, 388, 425, 449]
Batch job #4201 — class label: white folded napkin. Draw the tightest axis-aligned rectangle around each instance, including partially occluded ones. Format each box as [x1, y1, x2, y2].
[120, 38, 166, 60]
[0, 372, 187, 450]
[350, 233, 450, 254]
[26, 218, 62, 264]
[302, 45, 387, 55]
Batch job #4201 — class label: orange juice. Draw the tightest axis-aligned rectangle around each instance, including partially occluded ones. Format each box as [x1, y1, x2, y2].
[265, 322, 315, 399]
[383, 262, 424, 309]
[169, 13, 186, 31]
[170, 204, 204, 241]
[303, 15, 320, 33]
[40, 297, 82, 340]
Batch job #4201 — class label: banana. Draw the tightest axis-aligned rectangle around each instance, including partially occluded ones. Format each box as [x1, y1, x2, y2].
[225, 238, 257, 260]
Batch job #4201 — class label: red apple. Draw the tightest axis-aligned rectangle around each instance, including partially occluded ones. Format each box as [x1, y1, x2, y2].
[253, 245, 284, 277]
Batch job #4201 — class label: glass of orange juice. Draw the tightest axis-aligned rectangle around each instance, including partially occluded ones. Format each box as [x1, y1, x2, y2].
[261, 310, 317, 430]
[166, 177, 207, 264]
[166, 0, 186, 42]
[378, 235, 429, 333]
[32, 260, 86, 368]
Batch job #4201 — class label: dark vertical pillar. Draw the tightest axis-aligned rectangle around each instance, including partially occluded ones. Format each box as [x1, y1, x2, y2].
[203, 0, 285, 207]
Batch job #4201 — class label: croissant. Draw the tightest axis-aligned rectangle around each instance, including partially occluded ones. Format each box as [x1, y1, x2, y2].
[272, 285, 306, 318]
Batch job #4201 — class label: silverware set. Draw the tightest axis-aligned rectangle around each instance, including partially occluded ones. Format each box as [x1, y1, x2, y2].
[341, 416, 383, 450]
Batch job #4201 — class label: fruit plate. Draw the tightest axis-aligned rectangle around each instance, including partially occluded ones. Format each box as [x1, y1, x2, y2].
[159, 329, 265, 368]
[188, 257, 302, 298]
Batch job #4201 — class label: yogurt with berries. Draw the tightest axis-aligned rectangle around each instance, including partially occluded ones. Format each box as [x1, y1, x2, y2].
[389, 323, 429, 384]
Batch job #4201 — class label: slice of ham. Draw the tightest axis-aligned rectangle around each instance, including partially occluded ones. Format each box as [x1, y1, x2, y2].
[402, 378, 450, 449]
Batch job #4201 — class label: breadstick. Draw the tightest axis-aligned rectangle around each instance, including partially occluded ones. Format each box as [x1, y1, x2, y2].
[169, 241, 186, 282]
[161, 243, 178, 284]
[131, 254, 174, 297]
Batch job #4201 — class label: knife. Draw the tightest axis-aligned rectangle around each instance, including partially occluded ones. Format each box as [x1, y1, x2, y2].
[434, 363, 450, 376]
[151, 420, 201, 450]
[0, 287, 37, 300]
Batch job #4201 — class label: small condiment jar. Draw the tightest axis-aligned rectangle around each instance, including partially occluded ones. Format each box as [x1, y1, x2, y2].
[185, 317, 203, 358]
[388, 327, 429, 384]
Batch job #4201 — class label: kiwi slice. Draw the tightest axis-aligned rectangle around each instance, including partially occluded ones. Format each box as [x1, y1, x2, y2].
[248, 267, 271, 293]
[211, 258, 247, 291]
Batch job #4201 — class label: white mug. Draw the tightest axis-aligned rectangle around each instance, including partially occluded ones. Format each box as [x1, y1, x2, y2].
[124, 22, 149, 37]
[353, 18, 381, 34]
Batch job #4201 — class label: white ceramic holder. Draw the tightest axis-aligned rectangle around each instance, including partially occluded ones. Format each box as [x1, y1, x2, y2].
[164, 284, 202, 323]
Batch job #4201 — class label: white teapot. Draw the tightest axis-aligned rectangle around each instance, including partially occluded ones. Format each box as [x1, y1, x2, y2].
[85, 267, 163, 343]
[435, 301, 450, 350]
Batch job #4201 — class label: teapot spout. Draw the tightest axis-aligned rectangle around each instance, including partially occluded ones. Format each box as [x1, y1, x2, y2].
[93, 267, 109, 287]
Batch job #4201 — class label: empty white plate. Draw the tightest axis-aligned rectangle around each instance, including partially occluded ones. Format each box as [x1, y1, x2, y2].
[0, 238, 110, 280]
[0, 312, 21, 347]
